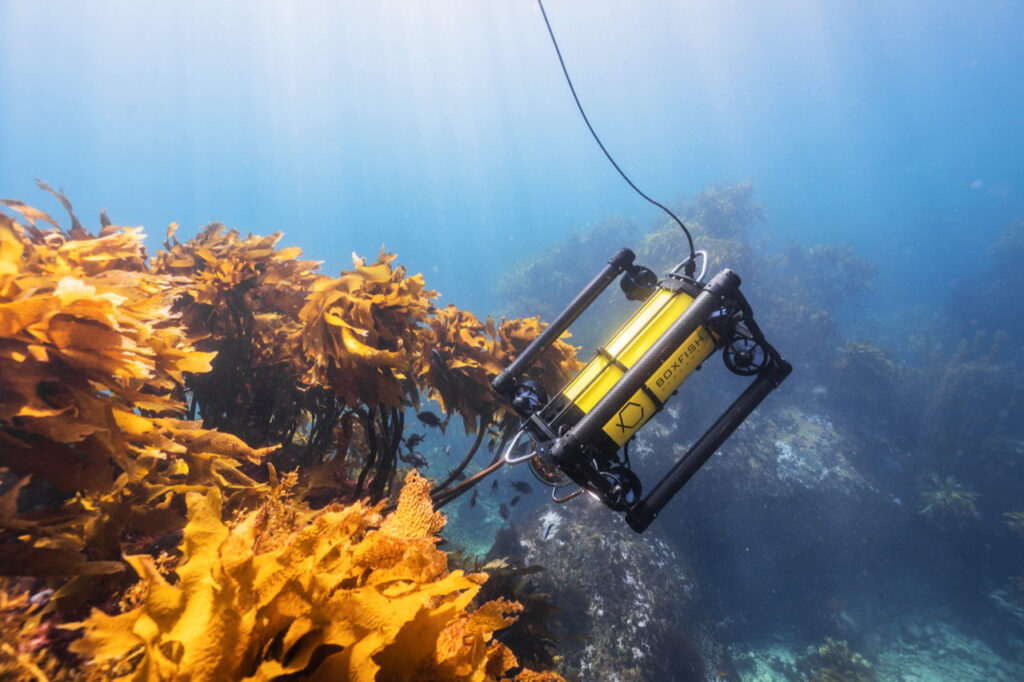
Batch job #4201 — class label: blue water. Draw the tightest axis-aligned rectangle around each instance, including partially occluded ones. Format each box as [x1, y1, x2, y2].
[4, 2, 1024, 679]
[3, 1, 1022, 315]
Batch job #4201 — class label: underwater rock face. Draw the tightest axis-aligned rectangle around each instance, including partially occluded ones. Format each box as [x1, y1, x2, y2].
[703, 403, 875, 499]
[652, 399, 916, 642]
[490, 496, 727, 682]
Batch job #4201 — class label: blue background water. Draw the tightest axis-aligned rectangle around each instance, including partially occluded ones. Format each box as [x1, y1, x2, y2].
[3, 0, 1022, 318]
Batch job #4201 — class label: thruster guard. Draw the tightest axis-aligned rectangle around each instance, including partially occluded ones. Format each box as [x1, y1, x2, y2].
[491, 249, 791, 533]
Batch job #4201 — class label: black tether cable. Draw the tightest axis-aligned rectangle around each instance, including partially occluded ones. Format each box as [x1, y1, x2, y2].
[537, 0, 696, 274]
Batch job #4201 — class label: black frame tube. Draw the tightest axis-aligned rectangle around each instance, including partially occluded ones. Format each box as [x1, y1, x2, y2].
[549, 269, 740, 463]
[491, 247, 635, 397]
[625, 357, 792, 532]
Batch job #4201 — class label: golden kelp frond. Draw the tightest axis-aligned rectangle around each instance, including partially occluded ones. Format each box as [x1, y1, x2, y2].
[0, 424, 274, 611]
[379, 470, 446, 539]
[153, 222, 322, 360]
[152, 222, 325, 449]
[419, 309, 583, 434]
[1, 198, 148, 279]
[497, 317, 582, 398]
[155, 222, 319, 289]
[0, 215, 25, 291]
[0, 206, 266, 588]
[154, 222, 322, 307]
[298, 248, 436, 407]
[0, 208, 212, 490]
[0, 198, 60, 230]
[515, 671, 570, 682]
[52, 227, 150, 276]
[72, 472, 555, 681]
[420, 305, 511, 432]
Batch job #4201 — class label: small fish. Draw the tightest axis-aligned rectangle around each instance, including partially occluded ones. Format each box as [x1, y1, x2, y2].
[399, 451, 429, 468]
[543, 523, 554, 539]
[404, 433, 426, 449]
[511, 481, 533, 495]
[499, 503, 510, 520]
[417, 410, 444, 429]
[430, 348, 449, 372]
[487, 438, 496, 453]
[510, 495, 521, 507]
[470, 489, 478, 508]
[490, 480, 499, 495]
[444, 445, 452, 456]
[28, 588, 54, 606]
[447, 469, 467, 482]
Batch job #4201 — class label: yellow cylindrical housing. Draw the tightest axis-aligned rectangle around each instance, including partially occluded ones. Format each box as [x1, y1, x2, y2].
[558, 286, 717, 446]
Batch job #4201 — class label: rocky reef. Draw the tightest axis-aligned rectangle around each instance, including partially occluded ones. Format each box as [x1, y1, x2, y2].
[487, 497, 727, 681]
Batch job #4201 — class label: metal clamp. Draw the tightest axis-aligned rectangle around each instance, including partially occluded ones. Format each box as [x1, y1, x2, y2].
[502, 426, 539, 464]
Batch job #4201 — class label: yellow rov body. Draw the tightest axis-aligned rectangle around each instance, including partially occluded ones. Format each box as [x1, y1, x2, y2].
[560, 286, 717, 446]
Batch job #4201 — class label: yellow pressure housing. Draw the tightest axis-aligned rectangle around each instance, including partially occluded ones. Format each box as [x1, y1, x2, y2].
[557, 284, 718, 447]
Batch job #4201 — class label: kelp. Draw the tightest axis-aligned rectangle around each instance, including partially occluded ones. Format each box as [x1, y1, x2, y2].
[149, 217, 580, 498]
[421, 305, 507, 435]
[298, 248, 435, 410]
[294, 251, 580, 502]
[71, 472, 559, 681]
[0, 202, 269, 594]
[471, 560, 561, 672]
[420, 307, 581, 436]
[153, 222, 323, 448]
[494, 317, 579, 403]
[801, 637, 875, 682]
[1005, 511, 1024, 537]
[295, 249, 435, 499]
[0, 191, 571, 679]
[917, 473, 981, 529]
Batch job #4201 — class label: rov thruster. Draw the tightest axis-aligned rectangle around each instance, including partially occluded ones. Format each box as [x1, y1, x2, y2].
[491, 249, 791, 533]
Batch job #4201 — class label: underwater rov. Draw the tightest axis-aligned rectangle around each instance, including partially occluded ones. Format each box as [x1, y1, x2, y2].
[487, 1, 791, 532]
[491, 251, 790, 532]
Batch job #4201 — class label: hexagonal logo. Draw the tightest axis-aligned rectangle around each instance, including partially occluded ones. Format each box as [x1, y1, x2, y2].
[615, 401, 644, 432]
